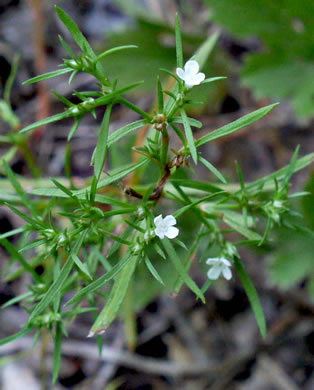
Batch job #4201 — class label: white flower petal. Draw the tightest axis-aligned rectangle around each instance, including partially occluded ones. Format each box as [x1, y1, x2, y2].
[176, 67, 186, 80]
[220, 258, 232, 266]
[206, 258, 221, 265]
[185, 82, 194, 89]
[165, 226, 179, 239]
[154, 214, 163, 226]
[155, 228, 165, 239]
[207, 266, 221, 280]
[222, 266, 232, 280]
[184, 60, 199, 76]
[163, 215, 176, 226]
[193, 72, 205, 85]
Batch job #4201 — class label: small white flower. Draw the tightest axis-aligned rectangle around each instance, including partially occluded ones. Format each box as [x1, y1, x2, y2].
[176, 60, 205, 88]
[206, 257, 232, 280]
[273, 200, 283, 208]
[154, 214, 179, 240]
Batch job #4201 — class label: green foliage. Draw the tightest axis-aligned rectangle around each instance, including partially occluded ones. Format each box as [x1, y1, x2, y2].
[268, 173, 314, 298]
[206, 0, 314, 118]
[1, 7, 313, 383]
[234, 258, 266, 337]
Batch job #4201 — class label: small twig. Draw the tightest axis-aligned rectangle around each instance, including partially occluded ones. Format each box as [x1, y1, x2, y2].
[1, 336, 252, 378]
[124, 153, 185, 201]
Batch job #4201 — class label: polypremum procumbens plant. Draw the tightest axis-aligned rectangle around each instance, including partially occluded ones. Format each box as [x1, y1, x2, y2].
[1, 6, 313, 383]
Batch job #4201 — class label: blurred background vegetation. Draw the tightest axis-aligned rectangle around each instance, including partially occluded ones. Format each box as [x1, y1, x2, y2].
[0, 1, 313, 389]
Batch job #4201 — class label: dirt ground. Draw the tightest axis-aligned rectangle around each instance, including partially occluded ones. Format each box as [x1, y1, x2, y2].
[0, 1, 313, 389]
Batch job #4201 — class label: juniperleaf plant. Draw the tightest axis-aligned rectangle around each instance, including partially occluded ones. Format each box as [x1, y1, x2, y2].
[0, 7, 313, 383]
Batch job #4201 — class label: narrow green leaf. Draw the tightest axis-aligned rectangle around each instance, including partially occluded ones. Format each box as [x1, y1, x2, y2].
[157, 76, 164, 113]
[1, 291, 32, 309]
[4, 54, 20, 104]
[154, 243, 166, 259]
[0, 328, 32, 346]
[180, 108, 197, 164]
[95, 45, 138, 63]
[55, 7, 108, 82]
[66, 252, 133, 306]
[52, 323, 63, 383]
[61, 307, 97, 317]
[161, 239, 205, 302]
[58, 34, 77, 59]
[199, 156, 227, 184]
[223, 212, 262, 241]
[170, 178, 223, 193]
[246, 153, 314, 192]
[0, 226, 27, 240]
[283, 145, 299, 188]
[201, 76, 226, 84]
[68, 70, 78, 84]
[171, 116, 203, 128]
[94, 104, 113, 179]
[160, 68, 182, 84]
[29, 187, 131, 208]
[201, 278, 215, 294]
[3, 160, 37, 215]
[0, 135, 11, 143]
[195, 103, 279, 148]
[0, 146, 18, 169]
[108, 119, 148, 147]
[4, 203, 43, 229]
[67, 120, 81, 141]
[235, 161, 246, 193]
[0, 237, 41, 282]
[170, 123, 187, 146]
[28, 256, 74, 323]
[175, 14, 183, 68]
[193, 32, 219, 69]
[174, 231, 203, 294]
[77, 158, 149, 193]
[23, 68, 72, 85]
[71, 253, 92, 280]
[19, 239, 46, 253]
[55, 6, 95, 57]
[173, 192, 226, 218]
[90, 256, 138, 334]
[145, 256, 164, 285]
[52, 89, 74, 107]
[142, 184, 155, 205]
[234, 258, 266, 338]
[118, 96, 152, 121]
[51, 178, 75, 198]
[124, 219, 145, 233]
[20, 112, 70, 134]
[102, 230, 131, 245]
[94, 81, 144, 108]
